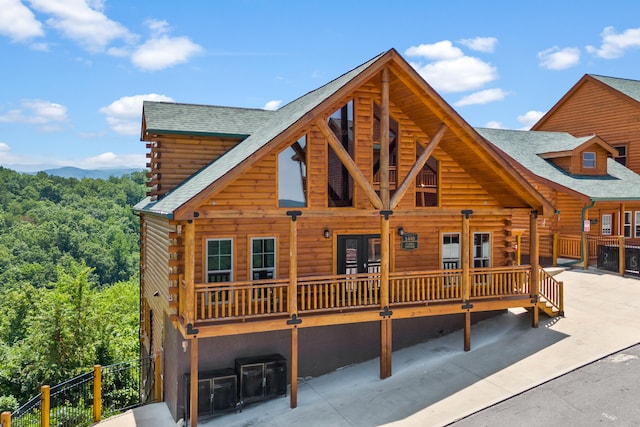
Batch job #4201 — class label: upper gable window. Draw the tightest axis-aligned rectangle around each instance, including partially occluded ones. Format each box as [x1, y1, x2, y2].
[327, 100, 354, 207]
[582, 152, 596, 169]
[416, 143, 438, 207]
[278, 135, 307, 208]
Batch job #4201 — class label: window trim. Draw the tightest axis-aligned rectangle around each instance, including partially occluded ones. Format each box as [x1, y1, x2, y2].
[473, 232, 491, 268]
[249, 236, 277, 281]
[441, 232, 461, 269]
[601, 214, 612, 236]
[582, 151, 596, 169]
[624, 211, 632, 238]
[205, 238, 234, 283]
[614, 144, 627, 166]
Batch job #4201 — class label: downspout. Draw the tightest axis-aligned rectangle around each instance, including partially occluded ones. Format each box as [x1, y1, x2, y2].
[560, 199, 596, 267]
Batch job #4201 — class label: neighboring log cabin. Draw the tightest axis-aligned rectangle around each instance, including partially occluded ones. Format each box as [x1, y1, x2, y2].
[134, 48, 561, 425]
[477, 128, 640, 266]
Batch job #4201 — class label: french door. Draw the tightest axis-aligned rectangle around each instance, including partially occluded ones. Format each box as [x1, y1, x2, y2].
[337, 234, 381, 275]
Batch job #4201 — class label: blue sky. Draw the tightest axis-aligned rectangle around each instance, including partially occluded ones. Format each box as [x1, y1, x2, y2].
[2, 0, 640, 171]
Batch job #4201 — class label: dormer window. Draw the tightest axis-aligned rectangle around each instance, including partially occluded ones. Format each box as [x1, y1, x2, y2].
[582, 152, 596, 169]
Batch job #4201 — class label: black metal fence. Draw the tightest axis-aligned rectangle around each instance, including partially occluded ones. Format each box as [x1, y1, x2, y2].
[7, 356, 155, 427]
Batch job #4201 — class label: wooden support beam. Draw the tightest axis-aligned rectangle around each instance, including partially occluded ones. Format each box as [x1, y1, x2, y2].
[619, 235, 625, 277]
[461, 211, 471, 303]
[379, 212, 392, 379]
[290, 327, 298, 408]
[184, 221, 195, 325]
[390, 124, 447, 209]
[189, 337, 198, 427]
[464, 312, 471, 352]
[530, 211, 539, 328]
[316, 119, 383, 209]
[381, 67, 390, 209]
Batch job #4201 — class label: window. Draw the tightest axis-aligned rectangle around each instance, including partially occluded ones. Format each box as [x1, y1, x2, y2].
[624, 211, 632, 238]
[206, 239, 233, 282]
[442, 233, 460, 269]
[582, 152, 596, 169]
[251, 237, 276, 280]
[279, 135, 307, 207]
[636, 212, 640, 238]
[473, 233, 491, 268]
[614, 145, 627, 166]
[327, 100, 354, 207]
[601, 214, 612, 235]
[416, 144, 438, 207]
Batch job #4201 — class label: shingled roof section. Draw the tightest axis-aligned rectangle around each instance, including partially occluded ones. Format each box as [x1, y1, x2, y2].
[590, 74, 640, 103]
[135, 51, 387, 217]
[476, 127, 640, 201]
[142, 102, 275, 138]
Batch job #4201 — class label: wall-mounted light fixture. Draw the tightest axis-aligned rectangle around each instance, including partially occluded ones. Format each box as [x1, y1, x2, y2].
[397, 227, 405, 236]
[153, 290, 160, 297]
[323, 229, 331, 239]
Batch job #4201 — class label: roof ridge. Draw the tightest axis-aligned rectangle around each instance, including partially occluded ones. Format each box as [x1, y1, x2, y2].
[143, 100, 275, 113]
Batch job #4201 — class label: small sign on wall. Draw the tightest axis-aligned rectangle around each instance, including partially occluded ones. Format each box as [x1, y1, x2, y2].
[401, 233, 418, 250]
[584, 220, 591, 232]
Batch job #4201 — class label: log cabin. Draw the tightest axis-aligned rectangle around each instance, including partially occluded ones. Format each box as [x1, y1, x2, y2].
[477, 127, 640, 269]
[533, 75, 640, 174]
[134, 48, 561, 425]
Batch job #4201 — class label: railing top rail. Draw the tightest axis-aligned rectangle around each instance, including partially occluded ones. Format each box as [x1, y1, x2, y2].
[12, 392, 42, 417]
[195, 278, 289, 289]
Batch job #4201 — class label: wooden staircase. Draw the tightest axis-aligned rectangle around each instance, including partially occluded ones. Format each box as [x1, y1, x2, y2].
[537, 267, 564, 317]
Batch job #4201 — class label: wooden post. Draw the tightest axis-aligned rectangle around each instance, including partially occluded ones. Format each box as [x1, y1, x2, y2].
[515, 232, 522, 265]
[290, 328, 298, 408]
[461, 210, 472, 351]
[380, 67, 390, 209]
[184, 221, 196, 324]
[552, 233, 559, 266]
[379, 212, 392, 379]
[582, 232, 588, 270]
[1, 411, 11, 427]
[93, 365, 102, 422]
[287, 211, 300, 408]
[189, 338, 198, 427]
[619, 235, 625, 277]
[154, 352, 162, 402]
[41, 385, 50, 427]
[530, 211, 539, 329]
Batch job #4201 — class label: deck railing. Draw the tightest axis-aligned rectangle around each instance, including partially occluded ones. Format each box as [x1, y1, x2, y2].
[191, 266, 538, 322]
[470, 266, 531, 297]
[558, 234, 582, 259]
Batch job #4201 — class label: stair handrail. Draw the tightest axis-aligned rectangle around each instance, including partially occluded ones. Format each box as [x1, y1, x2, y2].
[538, 267, 564, 316]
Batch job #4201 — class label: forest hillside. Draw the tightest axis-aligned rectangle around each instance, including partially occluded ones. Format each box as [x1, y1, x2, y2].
[0, 167, 146, 412]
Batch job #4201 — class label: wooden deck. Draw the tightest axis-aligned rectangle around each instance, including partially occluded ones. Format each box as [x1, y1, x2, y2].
[178, 265, 562, 337]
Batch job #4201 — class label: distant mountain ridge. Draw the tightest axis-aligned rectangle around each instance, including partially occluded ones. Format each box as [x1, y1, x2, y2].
[32, 166, 143, 179]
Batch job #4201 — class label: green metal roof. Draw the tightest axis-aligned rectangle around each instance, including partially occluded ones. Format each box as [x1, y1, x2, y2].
[476, 127, 640, 201]
[143, 102, 275, 138]
[135, 51, 387, 216]
[590, 74, 640, 103]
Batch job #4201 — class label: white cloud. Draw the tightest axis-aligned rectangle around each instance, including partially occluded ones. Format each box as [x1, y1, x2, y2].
[458, 37, 498, 53]
[406, 41, 498, 93]
[587, 26, 640, 59]
[99, 93, 174, 135]
[484, 121, 504, 129]
[538, 47, 580, 70]
[0, 142, 10, 152]
[28, 0, 136, 52]
[406, 41, 463, 60]
[517, 110, 545, 130]
[0, 0, 44, 41]
[263, 100, 281, 111]
[131, 35, 203, 71]
[81, 152, 146, 169]
[0, 99, 68, 131]
[454, 88, 508, 107]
